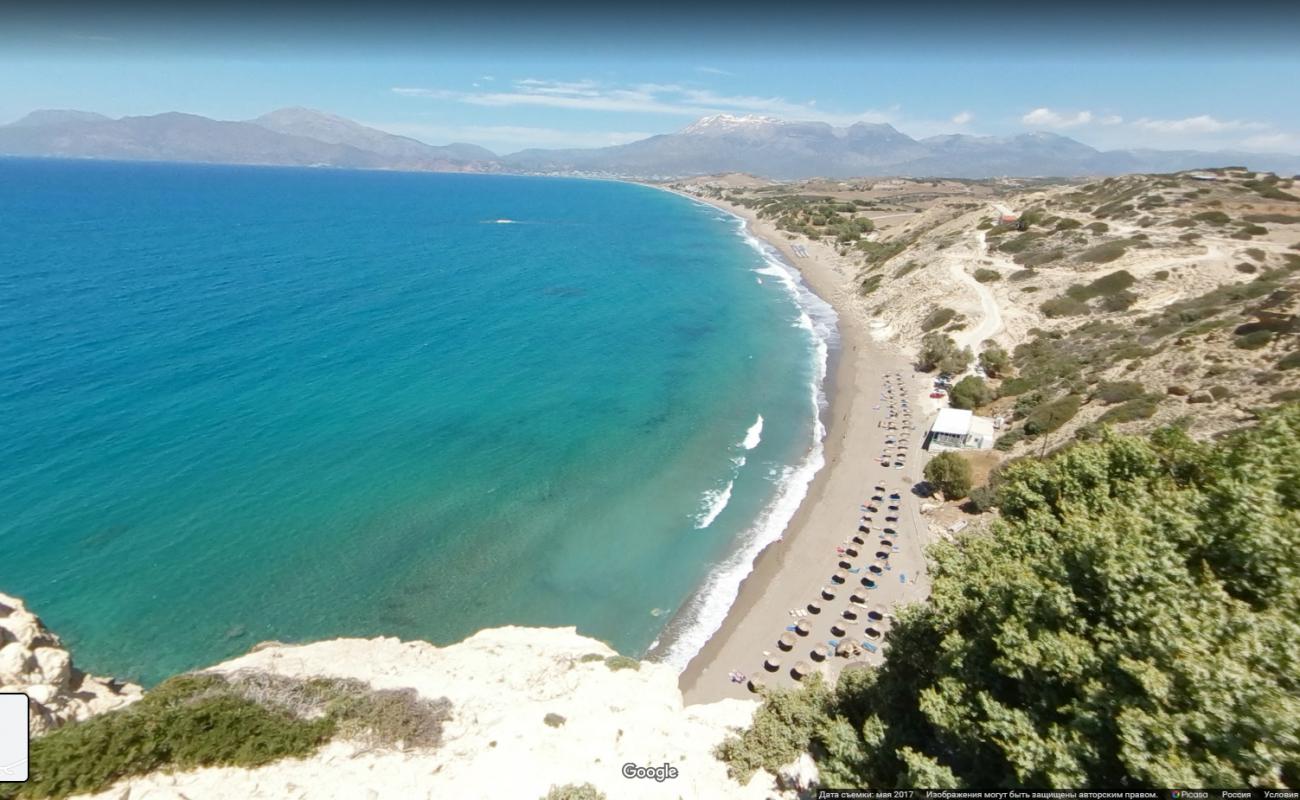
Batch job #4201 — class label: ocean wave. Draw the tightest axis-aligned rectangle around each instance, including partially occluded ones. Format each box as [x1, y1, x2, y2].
[741, 414, 764, 450]
[652, 211, 838, 671]
[693, 480, 735, 529]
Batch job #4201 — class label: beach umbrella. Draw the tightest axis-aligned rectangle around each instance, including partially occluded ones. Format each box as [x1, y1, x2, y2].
[837, 558, 853, 570]
[831, 570, 848, 584]
[764, 655, 782, 671]
[866, 608, 885, 621]
[811, 644, 829, 661]
[876, 551, 890, 560]
[845, 547, 859, 557]
[778, 632, 797, 650]
[869, 561, 886, 574]
[852, 535, 866, 545]
[841, 607, 858, 620]
[747, 677, 765, 693]
[879, 538, 893, 547]
[861, 577, 876, 589]
[821, 585, 837, 600]
[795, 619, 811, 635]
[792, 661, 812, 679]
[864, 627, 882, 639]
[830, 622, 847, 637]
[850, 592, 867, 604]
[806, 600, 822, 614]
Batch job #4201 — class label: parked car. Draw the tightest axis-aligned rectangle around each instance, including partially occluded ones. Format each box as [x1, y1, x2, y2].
[929, 391, 946, 399]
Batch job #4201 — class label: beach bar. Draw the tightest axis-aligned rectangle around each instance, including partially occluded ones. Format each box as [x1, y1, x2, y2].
[926, 408, 995, 451]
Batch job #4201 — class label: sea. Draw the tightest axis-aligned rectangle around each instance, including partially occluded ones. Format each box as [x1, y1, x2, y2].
[0, 158, 835, 684]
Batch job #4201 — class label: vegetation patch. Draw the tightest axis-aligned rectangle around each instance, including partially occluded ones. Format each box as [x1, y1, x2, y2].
[604, 655, 640, 671]
[1093, 380, 1144, 404]
[1234, 330, 1274, 349]
[1023, 394, 1083, 436]
[924, 452, 973, 499]
[9, 672, 452, 800]
[921, 307, 958, 331]
[973, 268, 1001, 283]
[717, 410, 1300, 788]
[1193, 210, 1232, 225]
[948, 376, 994, 410]
[1039, 296, 1091, 318]
[1096, 394, 1161, 424]
[543, 784, 607, 800]
[919, 333, 972, 374]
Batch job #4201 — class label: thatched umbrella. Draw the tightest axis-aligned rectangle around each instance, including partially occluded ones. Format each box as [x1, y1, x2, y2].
[821, 585, 837, 600]
[811, 644, 830, 662]
[791, 661, 812, 680]
[779, 632, 797, 650]
[795, 619, 811, 635]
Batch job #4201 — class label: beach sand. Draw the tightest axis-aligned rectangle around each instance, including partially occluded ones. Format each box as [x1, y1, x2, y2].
[658, 189, 941, 704]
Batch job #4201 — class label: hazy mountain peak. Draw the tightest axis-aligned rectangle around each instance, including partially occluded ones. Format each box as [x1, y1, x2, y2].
[681, 114, 784, 134]
[7, 109, 111, 128]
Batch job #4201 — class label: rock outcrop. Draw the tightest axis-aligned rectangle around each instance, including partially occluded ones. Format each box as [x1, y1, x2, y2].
[0, 592, 142, 737]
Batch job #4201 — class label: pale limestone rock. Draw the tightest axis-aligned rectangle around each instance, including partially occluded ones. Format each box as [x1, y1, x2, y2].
[0, 591, 142, 737]
[72, 627, 787, 800]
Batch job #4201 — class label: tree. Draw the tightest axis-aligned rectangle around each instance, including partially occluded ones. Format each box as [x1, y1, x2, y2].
[924, 452, 973, 499]
[978, 344, 1010, 378]
[718, 407, 1300, 788]
[919, 333, 972, 374]
[948, 376, 994, 410]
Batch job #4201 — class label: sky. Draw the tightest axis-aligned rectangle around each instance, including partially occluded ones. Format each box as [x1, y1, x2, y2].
[3, 1, 1299, 155]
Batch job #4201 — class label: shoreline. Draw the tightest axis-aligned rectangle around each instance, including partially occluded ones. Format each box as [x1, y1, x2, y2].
[645, 184, 936, 704]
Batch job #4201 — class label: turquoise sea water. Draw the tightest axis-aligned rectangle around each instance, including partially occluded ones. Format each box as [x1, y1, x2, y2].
[0, 159, 834, 684]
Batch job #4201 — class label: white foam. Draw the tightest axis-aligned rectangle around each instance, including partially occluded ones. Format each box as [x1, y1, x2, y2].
[694, 480, 735, 529]
[741, 415, 764, 450]
[653, 211, 838, 671]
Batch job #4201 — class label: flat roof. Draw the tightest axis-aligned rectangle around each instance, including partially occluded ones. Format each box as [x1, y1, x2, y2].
[931, 408, 973, 436]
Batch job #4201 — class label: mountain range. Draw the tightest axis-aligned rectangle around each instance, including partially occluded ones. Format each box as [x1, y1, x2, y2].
[3, 108, 1298, 179]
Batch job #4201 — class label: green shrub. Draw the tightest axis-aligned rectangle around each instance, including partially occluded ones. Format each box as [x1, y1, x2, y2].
[1209, 385, 1232, 401]
[997, 233, 1044, 254]
[1054, 218, 1082, 231]
[1278, 351, 1300, 370]
[998, 376, 1035, 397]
[1024, 394, 1083, 436]
[14, 673, 453, 800]
[1086, 222, 1109, 234]
[604, 655, 640, 671]
[1040, 296, 1091, 318]
[1244, 213, 1300, 223]
[921, 307, 958, 331]
[1193, 210, 1231, 224]
[949, 376, 994, 410]
[973, 268, 1001, 283]
[1094, 380, 1144, 404]
[1009, 268, 1038, 281]
[1153, 270, 1170, 280]
[965, 485, 998, 513]
[1235, 330, 1275, 349]
[919, 332, 972, 374]
[994, 427, 1025, 451]
[543, 713, 567, 728]
[1077, 241, 1128, 263]
[543, 783, 607, 800]
[1271, 388, 1300, 401]
[924, 452, 973, 499]
[1245, 247, 1267, 261]
[1236, 262, 1258, 274]
[1099, 290, 1138, 312]
[978, 345, 1010, 378]
[715, 676, 834, 783]
[1097, 394, 1160, 424]
[859, 274, 883, 295]
[1014, 248, 1065, 267]
[894, 261, 921, 278]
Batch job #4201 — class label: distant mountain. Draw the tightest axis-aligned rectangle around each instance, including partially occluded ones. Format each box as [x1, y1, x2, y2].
[250, 107, 498, 169]
[0, 109, 499, 172]
[3, 108, 1297, 179]
[502, 113, 1300, 179]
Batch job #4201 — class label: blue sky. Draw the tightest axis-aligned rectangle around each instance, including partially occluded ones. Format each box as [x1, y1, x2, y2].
[3, 3, 1298, 155]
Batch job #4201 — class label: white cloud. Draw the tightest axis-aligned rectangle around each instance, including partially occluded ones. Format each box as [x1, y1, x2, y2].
[390, 79, 896, 127]
[1133, 114, 1268, 134]
[1239, 132, 1300, 152]
[1100, 114, 1124, 125]
[951, 111, 973, 125]
[695, 66, 734, 76]
[1021, 107, 1094, 129]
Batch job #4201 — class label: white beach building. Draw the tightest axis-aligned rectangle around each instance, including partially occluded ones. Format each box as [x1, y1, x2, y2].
[926, 408, 996, 451]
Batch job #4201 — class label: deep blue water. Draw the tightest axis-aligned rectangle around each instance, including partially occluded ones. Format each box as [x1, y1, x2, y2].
[0, 159, 832, 684]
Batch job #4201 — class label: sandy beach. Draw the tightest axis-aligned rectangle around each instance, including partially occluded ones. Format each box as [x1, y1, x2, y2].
[654, 187, 941, 704]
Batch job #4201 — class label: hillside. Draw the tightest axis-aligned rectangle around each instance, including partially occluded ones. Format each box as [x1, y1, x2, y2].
[675, 168, 1300, 452]
[1, 603, 789, 800]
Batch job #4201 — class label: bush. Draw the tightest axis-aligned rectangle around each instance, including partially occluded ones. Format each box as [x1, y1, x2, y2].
[1193, 210, 1231, 224]
[1245, 247, 1267, 261]
[1097, 394, 1160, 424]
[1278, 351, 1300, 370]
[1067, 270, 1137, 301]
[1099, 290, 1138, 312]
[1153, 270, 1170, 280]
[919, 332, 972, 374]
[1024, 395, 1083, 436]
[1014, 248, 1065, 267]
[1054, 218, 1082, 231]
[1077, 241, 1129, 263]
[1009, 268, 1038, 282]
[716, 676, 834, 782]
[543, 712, 567, 728]
[1209, 385, 1232, 400]
[924, 452, 973, 499]
[965, 485, 998, 513]
[922, 307, 958, 331]
[1086, 222, 1109, 234]
[949, 376, 994, 410]
[15, 673, 453, 799]
[543, 784, 607, 800]
[994, 427, 1025, 451]
[859, 274, 883, 294]
[978, 345, 1010, 378]
[998, 376, 1035, 397]
[1094, 380, 1144, 404]
[1236, 262, 1258, 274]
[973, 268, 1001, 283]
[1040, 296, 1091, 318]
[1234, 330, 1274, 349]
[894, 261, 921, 278]
[604, 655, 640, 671]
